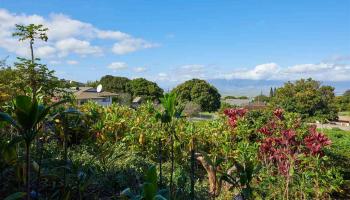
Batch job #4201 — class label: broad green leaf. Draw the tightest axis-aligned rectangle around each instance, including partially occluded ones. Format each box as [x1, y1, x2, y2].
[154, 194, 167, 200]
[146, 165, 158, 186]
[0, 112, 20, 130]
[4, 192, 26, 200]
[14, 95, 32, 114]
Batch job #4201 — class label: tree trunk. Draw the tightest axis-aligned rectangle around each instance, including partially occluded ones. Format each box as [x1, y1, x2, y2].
[29, 40, 37, 97]
[195, 153, 218, 197]
[30, 40, 34, 64]
[170, 133, 174, 200]
[195, 155, 238, 197]
[158, 138, 162, 187]
[26, 141, 31, 200]
[190, 140, 195, 200]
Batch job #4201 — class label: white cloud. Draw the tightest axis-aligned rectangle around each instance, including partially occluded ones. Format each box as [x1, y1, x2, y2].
[221, 62, 350, 81]
[67, 60, 78, 65]
[112, 38, 159, 55]
[157, 73, 169, 81]
[49, 60, 61, 65]
[36, 45, 56, 57]
[96, 30, 130, 40]
[108, 62, 128, 70]
[0, 8, 158, 59]
[55, 38, 102, 57]
[134, 67, 147, 72]
[223, 63, 279, 80]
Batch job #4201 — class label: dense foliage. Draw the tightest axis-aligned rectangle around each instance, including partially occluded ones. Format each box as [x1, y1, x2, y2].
[99, 75, 131, 94]
[336, 90, 350, 112]
[172, 79, 221, 112]
[270, 78, 338, 121]
[129, 78, 164, 101]
[1, 100, 347, 199]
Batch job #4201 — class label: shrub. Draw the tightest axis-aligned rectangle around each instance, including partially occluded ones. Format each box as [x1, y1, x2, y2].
[183, 102, 201, 117]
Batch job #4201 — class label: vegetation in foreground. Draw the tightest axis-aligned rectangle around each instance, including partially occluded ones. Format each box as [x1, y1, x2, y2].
[1, 100, 348, 199]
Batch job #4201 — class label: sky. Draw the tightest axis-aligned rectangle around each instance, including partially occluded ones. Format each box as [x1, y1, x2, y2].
[0, 0, 350, 90]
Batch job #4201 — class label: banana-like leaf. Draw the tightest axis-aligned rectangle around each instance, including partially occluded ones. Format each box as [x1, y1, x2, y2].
[14, 95, 32, 114]
[36, 99, 70, 123]
[146, 165, 158, 186]
[14, 95, 36, 130]
[154, 194, 167, 200]
[0, 112, 21, 130]
[120, 188, 135, 198]
[143, 182, 157, 200]
[4, 192, 26, 200]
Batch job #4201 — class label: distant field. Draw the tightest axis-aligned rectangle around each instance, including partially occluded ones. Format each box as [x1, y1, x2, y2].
[339, 111, 350, 116]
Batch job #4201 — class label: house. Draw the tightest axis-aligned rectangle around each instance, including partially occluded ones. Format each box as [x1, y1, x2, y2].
[244, 101, 267, 110]
[223, 98, 250, 107]
[131, 96, 143, 108]
[72, 87, 118, 106]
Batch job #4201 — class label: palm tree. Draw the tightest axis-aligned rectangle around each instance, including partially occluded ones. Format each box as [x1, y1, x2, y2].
[156, 93, 182, 199]
[0, 95, 67, 200]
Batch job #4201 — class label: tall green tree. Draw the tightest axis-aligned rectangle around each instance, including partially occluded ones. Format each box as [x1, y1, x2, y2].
[99, 75, 131, 93]
[336, 90, 350, 111]
[7, 24, 62, 100]
[129, 78, 163, 101]
[344, 89, 350, 97]
[271, 78, 338, 120]
[12, 24, 48, 64]
[156, 93, 182, 199]
[171, 79, 221, 112]
[269, 87, 274, 98]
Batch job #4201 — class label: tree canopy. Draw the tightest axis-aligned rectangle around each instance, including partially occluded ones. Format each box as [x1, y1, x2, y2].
[129, 78, 163, 100]
[171, 79, 221, 112]
[99, 75, 131, 94]
[0, 24, 63, 103]
[270, 78, 338, 121]
[336, 89, 350, 111]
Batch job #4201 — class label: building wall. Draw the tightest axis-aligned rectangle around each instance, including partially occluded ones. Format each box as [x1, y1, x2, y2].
[78, 96, 112, 106]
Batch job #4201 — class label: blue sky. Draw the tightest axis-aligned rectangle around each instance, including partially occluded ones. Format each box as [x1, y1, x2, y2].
[0, 0, 349, 89]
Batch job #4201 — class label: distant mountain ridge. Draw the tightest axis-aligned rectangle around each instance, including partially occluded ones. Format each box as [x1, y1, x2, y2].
[208, 79, 350, 97]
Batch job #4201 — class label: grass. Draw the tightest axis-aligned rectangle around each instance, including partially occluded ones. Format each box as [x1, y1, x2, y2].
[322, 128, 350, 198]
[339, 111, 350, 116]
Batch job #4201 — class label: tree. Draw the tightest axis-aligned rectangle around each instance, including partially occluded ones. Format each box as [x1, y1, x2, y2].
[11, 58, 61, 100]
[172, 79, 221, 112]
[99, 75, 131, 93]
[10, 24, 62, 99]
[129, 78, 163, 101]
[0, 64, 16, 103]
[269, 87, 274, 98]
[12, 24, 48, 64]
[253, 94, 270, 103]
[336, 90, 350, 111]
[183, 102, 201, 117]
[155, 93, 182, 199]
[270, 78, 338, 120]
[85, 80, 100, 88]
[344, 90, 350, 97]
